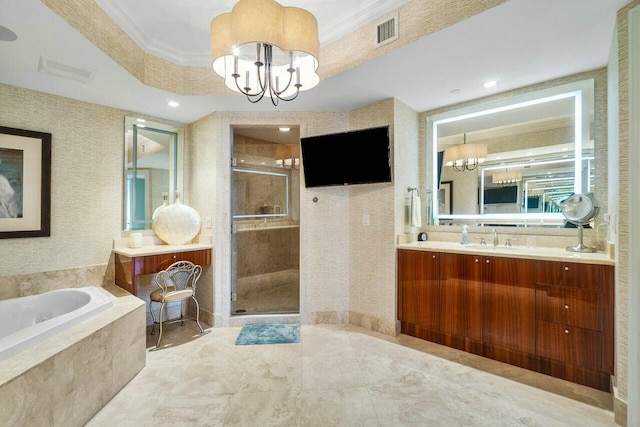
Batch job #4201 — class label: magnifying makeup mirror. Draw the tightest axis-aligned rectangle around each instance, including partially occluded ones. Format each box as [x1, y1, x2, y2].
[561, 193, 599, 253]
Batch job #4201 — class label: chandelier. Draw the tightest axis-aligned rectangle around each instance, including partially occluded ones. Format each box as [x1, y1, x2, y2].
[443, 133, 487, 171]
[210, 0, 320, 106]
[492, 169, 522, 185]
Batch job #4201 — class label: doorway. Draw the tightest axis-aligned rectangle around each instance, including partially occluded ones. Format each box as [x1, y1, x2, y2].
[230, 125, 300, 315]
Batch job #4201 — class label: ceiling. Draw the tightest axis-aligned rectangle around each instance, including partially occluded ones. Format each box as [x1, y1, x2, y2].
[0, 0, 631, 131]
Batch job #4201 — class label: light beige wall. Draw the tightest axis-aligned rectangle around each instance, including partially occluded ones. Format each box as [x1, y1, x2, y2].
[612, 2, 640, 424]
[393, 100, 421, 235]
[0, 84, 126, 296]
[348, 99, 397, 334]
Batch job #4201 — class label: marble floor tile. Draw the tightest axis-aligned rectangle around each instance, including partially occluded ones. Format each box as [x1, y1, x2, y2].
[87, 323, 616, 427]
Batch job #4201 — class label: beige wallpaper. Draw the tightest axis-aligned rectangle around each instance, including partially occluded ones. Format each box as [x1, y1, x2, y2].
[612, 0, 640, 415]
[0, 84, 124, 278]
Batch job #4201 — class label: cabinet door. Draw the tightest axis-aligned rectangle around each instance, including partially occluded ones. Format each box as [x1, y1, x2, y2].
[537, 261, 602, 290]
[537, 320, 602, 370]
[536, 285, 601, 330]
[482, 257, 536, 354]
[398, 250, 440, 331]
[440, 253, 482, 341]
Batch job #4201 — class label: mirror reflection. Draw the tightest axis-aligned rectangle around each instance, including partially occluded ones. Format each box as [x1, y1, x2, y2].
[431, 79, 594, 226]
[232, 169, 289, 218]
[124, 117, 182, 230]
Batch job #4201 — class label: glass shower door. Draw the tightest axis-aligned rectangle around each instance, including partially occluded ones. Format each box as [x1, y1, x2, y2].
[230, 136, 300, 315]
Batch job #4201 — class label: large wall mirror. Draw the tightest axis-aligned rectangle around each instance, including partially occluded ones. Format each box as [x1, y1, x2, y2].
[430, 79, 594, 227]
[123, 117, 183, 230]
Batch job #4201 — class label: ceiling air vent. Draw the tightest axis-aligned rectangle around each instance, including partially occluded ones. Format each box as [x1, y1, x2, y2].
[38, 56, 95, 83]
[374, 13, 399, 48]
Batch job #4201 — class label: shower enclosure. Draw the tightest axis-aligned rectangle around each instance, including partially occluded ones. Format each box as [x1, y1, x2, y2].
[230, 128, 300, 315]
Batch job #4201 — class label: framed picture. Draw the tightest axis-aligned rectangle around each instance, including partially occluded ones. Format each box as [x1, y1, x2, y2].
[0, 126, 51, 238]
[438, 180, 453, 214]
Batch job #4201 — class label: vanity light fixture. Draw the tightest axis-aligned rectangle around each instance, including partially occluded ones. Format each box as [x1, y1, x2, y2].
[443, 133, 487, 172]
[279, 127, 291, 132]
[275, 144, 300, 170]
[210, 0, 320, 106]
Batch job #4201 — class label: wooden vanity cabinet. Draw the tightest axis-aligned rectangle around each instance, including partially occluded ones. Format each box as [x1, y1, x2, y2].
[398, 250, 483, 352]
[397, 250, 440, 332]
[439, 253, 482, 345]
[482, 256, 536, 356]
[535, 261, 614, 375]
[397, 248, 614, 391]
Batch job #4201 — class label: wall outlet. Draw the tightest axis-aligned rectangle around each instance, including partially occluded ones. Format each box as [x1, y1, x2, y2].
[205, 216, 212, 229]
[362, 214, 370, 226]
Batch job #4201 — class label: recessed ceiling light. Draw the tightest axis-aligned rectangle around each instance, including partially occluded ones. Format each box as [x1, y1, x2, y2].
[167, 100, 180, 107]
[483, 80, 497, 88]
[279, 127, 291, 132]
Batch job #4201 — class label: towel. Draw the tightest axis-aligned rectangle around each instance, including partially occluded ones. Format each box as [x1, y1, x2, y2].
[410, 190, 422, 227]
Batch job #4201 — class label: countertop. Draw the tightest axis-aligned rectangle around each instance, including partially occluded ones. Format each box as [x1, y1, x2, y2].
[397, 241, 614, 266]
[112, 243, 213, 258]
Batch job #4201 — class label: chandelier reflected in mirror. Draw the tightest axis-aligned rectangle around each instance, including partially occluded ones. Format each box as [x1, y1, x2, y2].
[443, 133, 487, 171]
[492, 169, 522, 186]
[210, 0, 320, 106]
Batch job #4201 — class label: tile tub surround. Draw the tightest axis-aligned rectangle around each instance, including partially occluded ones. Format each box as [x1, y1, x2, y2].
[0, 286, 146, 426]
[88, 324, 614, 426]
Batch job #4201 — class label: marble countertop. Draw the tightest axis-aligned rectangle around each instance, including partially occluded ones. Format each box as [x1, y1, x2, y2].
[112, 243, 213, 258]
[397, 241, 614, 266]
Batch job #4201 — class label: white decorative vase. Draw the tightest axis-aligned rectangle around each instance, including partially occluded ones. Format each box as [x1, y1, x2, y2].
[152, 194, 201, 245]
[152, 192, 169, 220]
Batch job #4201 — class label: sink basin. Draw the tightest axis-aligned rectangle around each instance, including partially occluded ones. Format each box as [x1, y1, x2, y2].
[462, 244, 526, 252]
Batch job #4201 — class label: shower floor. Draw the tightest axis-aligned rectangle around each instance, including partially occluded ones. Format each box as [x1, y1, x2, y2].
[233, 277, 299, 315]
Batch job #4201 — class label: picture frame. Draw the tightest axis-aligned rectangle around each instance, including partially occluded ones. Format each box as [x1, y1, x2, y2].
[438, 180, 453, 214]
[0, 126, 51, 238]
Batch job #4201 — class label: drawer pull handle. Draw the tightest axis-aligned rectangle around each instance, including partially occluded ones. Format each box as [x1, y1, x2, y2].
[486, 260, 490, 264]
[564, 304, 569, 309]
[564, 266, 569, 271]
[475, 259, 479, 263]
[432, 255, 436, 259]
[564, 329, 570, 334]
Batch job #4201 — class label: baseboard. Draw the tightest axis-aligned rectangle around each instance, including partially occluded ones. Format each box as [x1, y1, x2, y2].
[613, 385, 628, 426]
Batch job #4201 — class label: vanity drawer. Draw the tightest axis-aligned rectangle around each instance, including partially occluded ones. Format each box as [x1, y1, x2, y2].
[536, 285, 601, 331]
[537, 261, 602, 290]
[536, 320, 602, 370]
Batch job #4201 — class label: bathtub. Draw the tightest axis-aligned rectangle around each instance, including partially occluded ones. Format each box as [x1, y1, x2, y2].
[0, 286, 113, 362]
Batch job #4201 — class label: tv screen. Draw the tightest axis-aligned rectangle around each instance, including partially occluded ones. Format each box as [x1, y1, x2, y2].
[300, 126, 392, 188]
[484, 186, 518, 204]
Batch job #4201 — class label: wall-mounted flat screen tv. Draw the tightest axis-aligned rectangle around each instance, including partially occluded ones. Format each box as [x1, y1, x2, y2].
[300, 126, 392, 188]
[484, 186, 518, 204]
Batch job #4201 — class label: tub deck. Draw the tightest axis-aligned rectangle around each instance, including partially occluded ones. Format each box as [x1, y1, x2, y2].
[0, 286, 146, 426]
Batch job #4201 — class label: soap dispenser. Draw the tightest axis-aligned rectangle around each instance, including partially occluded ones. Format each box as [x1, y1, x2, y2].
[460, 225, 469, 245]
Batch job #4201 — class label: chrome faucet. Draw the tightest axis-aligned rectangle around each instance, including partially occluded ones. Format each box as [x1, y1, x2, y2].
[492, 229, 499, 247]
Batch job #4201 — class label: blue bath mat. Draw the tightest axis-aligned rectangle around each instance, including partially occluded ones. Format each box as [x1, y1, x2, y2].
[235, 323, 300, 345]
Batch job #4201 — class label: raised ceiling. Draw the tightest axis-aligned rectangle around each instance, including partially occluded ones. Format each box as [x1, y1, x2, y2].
[0, 0, 631, 123]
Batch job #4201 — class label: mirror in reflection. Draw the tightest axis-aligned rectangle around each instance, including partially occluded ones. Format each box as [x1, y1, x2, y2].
[124, 117, 181, 231]
[232, 169, 289, 218]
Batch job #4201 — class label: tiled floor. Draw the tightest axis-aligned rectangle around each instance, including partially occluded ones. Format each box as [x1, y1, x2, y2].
[233, 281, 299, 315]
[87, 322, 615, 426]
